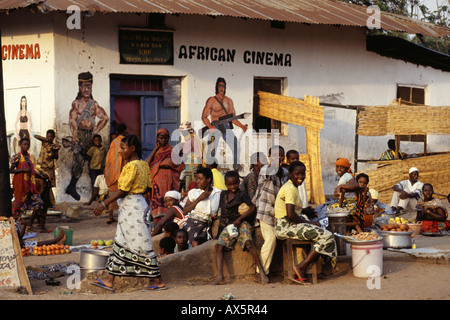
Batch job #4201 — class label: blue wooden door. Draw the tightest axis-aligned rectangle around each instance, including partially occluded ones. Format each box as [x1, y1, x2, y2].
[141, 96, 179, 159]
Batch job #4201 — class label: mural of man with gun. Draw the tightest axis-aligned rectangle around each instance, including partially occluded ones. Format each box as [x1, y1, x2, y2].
[65, 72, 109, 200]
[201, 77, 249, 170]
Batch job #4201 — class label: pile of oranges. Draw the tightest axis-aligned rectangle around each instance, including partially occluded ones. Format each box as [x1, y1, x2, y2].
[30, 244, 71, 256]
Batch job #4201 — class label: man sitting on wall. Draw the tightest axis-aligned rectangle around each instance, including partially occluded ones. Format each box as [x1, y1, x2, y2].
[390, 167, 424, 216]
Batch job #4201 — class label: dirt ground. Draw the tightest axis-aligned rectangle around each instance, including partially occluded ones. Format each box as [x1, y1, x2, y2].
[1, 201, 449, 302]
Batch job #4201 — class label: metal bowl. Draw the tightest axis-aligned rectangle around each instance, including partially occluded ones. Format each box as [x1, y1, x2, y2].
[343, 237, 383, 246]
[326, 212, 349, 218]
[377, 230, 413, 249]
[79, 249, 111, 269]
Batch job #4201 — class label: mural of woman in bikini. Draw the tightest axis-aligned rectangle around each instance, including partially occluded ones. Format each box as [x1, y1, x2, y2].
[15, 96, 32, 152]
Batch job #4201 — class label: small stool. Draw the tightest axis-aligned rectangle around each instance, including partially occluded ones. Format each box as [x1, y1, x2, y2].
[282, 239, 319, 284]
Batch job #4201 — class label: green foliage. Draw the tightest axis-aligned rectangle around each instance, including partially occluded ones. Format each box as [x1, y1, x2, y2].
[343, 0, 449, 54]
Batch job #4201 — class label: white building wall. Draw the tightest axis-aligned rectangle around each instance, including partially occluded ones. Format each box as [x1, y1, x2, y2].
[2, 11, 449, 201]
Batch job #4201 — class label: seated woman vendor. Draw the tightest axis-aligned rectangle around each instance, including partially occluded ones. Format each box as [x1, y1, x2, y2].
[417, 183, 448, 237]
[315, 157, 358, 219]
[274, 161, 337, 284]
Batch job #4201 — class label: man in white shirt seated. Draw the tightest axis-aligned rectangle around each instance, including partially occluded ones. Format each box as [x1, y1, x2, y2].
[390, 167, 424, 216]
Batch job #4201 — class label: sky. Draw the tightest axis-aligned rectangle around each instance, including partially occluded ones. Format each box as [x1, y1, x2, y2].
[420, 0, 447, 12]
[412, 0, 448, 20]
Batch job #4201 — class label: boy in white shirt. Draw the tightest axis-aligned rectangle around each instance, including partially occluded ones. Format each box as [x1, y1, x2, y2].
[84, 174, 116, 223]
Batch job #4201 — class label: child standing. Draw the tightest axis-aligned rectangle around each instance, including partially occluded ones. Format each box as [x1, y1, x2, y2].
[86, 134, 107, 189]
[35, 129, 60, 187]
[213, 171, 269, 285]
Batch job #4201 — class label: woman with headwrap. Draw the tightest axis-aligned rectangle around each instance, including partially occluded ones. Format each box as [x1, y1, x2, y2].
[145, 128, 185, 224]
[314, 158, 358, 222]
[334, 157, 358, 200]
[152, 190, 187, 236]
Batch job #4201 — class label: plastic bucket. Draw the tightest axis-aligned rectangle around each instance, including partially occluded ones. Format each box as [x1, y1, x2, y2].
[351, 241, 383, 278]
[54, 227, 73, 246]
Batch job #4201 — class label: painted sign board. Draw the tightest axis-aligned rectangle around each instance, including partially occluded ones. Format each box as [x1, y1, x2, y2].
[119, 28, 173, 65]
[0, 217, 32, 295]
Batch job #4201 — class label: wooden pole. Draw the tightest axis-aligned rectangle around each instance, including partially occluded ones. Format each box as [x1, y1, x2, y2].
[354, 107, 359, 173]
[395, 135, 400, 160]
[0, 27, 13, 217]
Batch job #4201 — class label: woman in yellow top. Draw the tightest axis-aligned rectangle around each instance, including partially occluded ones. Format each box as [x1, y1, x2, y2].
[275, 161, 337, 284]
[90, 135, 166, 292]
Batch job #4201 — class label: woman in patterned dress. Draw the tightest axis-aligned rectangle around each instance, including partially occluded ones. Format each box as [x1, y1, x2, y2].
[91, 135, 165, 292]
[10, 138, 43, 217]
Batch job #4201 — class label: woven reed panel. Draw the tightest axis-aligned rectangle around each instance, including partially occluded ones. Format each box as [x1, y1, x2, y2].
[306, 128, 326, 204]
[357, 105, 450, 136]
[256, 91, 325, 203]
[258, 91, 324, 130]
[359, 153, 450, 203]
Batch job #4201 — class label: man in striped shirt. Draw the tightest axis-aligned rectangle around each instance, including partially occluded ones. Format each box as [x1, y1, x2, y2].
[253, 146, 289, 277]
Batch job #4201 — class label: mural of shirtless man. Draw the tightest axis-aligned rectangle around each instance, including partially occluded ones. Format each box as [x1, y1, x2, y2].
[201, 77, 247, 170]
[66, 72, 109, 200]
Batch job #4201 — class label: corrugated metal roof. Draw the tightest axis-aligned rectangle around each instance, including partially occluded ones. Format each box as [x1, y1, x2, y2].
[1, 0, 449, 38]
[367, 35, 450, 72]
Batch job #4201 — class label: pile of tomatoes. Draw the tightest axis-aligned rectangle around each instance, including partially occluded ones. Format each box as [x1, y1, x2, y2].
[22, 244, 71, 256]
[21, 247, 32, 256]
